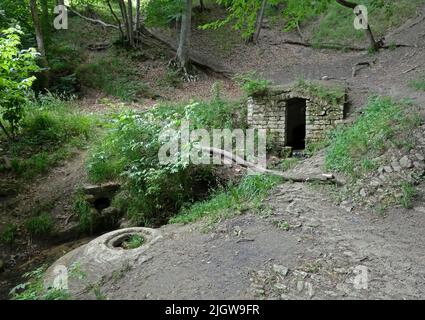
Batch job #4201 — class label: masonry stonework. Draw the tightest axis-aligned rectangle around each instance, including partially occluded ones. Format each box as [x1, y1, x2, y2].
[247, 81, 347, 151]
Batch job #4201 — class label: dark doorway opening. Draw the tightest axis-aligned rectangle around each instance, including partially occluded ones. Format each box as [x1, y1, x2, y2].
[286, 98, 306, 150]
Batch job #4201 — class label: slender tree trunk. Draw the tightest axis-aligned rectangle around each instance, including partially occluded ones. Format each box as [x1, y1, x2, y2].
[127, 0, 134, 47]
[199, 0, 205, 12]
[30, 0, 49, 88]
[135, 0, 141, 31]
[253, 0, 267, 44]
[40, 0, 50, 44]
[176, 0, 192, 70]
[336, 0, 381, 50]
[107, 0, 124, 40]
[118, 0, 130, 44]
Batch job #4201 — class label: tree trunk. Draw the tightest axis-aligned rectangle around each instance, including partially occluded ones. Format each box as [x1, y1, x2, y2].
[107, 0, 124, 40]
[176, 0, 192, 70]
[29, 0, 49, 88]
[135, 0, 141, 31]
[199, 0, 205, 12]
[40, 0, 50, 44]
[253, 0, 267, 44]
[118, 0, 130, 44]
[335, 0, 381, 50]
[127, 0, 134, 47]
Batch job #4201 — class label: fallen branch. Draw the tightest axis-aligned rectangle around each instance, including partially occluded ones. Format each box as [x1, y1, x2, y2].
[352, 60, 375, 77]
[402, 65, 418, 74]
[200, 146, 343, 185]
[281, 40, 367, 51]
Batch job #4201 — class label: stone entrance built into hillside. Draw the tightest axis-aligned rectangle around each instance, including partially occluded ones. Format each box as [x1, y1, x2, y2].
[247, 81, 347, 153]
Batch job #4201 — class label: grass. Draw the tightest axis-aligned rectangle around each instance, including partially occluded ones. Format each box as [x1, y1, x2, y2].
[325, 97, 422, 179]
[409, 76, 425, 91]
[399, 182, 418, 209]
[310, 0, 425, 47]
[73, 192, 93, 234]
[24, 213, 55, 237]
[0, 95, 97, 180]
[0, 223, 18, 245]
[122, 234, 145, 249]
[170, 174, 282, 227]
[296, 79, 345, 106]
[75, 52, 153, 102]
[234, 72, 271, 96]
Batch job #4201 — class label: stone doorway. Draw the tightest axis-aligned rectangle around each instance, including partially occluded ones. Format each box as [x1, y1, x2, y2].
[286, 98, 306, 150]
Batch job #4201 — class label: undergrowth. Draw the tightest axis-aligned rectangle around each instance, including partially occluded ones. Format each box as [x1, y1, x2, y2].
[87, 96, 246, 226]
[170, 174, 282, 227]
[325, 96, 422, 179]
[0, 94, 97, 179]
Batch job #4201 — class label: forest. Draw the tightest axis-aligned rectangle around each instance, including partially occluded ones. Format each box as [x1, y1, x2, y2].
[1, 0, 425, 301]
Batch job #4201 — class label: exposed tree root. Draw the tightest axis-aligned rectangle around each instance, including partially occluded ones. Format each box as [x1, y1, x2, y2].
[167, 58, 198, 82]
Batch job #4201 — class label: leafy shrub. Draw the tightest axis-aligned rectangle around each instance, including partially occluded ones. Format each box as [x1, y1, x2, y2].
[0, 27, 40, 137]
[24, 213, 54, 237]
[88, 98, 245, 225]
[10, 265, 70, 300]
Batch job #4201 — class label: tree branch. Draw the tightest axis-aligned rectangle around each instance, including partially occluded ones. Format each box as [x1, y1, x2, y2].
[67, 6, 119, 29]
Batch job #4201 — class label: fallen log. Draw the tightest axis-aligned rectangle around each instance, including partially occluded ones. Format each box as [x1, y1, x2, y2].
[200, 146, 344, 186]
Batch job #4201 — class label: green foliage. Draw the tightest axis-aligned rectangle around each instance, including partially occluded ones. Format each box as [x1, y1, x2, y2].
[296, 79, 345, 105]
[170, 174, 282, 226]
[0, 27, 40, 136]
[399, 182, 417, 209]
[278, 158, 299, 171]
[200, 0, 281, 39]
[122, 234, 145, 249]
[234, 72, 271, 96]
[325, 97, 422, 179]
[75, 54, 151, 101]
[0, 94, 96, 179]
[73, 192, 93, 234]
[0, 223, 18, 245]
[0, 0, 32, 32]
[409, 75, 425, 92]
[282, 0, 331, 31]
[24, 213, 54, 237]
[10, 265, 70, 300]
[144, 0, 185, 27]
[88, 97, 245, 225]
[311, 0, 425, 46]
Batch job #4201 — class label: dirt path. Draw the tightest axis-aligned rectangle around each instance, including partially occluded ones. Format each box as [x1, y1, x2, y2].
[93, 181, 424, 300]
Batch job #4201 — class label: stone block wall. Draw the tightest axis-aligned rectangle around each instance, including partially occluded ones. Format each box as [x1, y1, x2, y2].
[247, 81, 347, 150]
